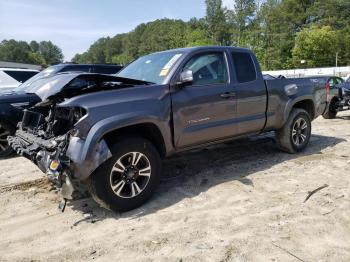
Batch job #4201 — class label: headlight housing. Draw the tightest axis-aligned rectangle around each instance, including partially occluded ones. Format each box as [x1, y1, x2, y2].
[71, 107, 87, 124]
[53, 106, 88, 138]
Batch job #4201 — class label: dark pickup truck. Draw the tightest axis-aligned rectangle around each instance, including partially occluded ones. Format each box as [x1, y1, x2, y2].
[9, 46, 332, 212]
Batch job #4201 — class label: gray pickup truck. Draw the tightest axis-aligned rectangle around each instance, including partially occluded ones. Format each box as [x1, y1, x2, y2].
[9, 46, 332, 212]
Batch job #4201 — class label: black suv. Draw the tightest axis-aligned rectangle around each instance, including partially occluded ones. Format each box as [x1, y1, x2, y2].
[0, 63, 122, 157]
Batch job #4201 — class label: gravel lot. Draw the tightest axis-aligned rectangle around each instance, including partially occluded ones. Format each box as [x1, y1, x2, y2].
[0, 113, 350, 261]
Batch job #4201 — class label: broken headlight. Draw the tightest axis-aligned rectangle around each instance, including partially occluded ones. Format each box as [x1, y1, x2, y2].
[69, 107, 88, 138]
[71, 107, 87, 124]
[51, 107, 87, 137]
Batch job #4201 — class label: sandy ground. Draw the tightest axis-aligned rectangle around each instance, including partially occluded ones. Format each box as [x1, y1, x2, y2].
[0, 113, 350, 262]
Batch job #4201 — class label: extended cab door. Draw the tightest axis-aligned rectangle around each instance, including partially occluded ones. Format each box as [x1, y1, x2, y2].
[171, 50, 238, 148]
[230, 51, 267, 135]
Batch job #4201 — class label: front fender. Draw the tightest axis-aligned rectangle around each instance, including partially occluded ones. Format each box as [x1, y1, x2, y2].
[66, 112, 172, 180]
[85, 112, 171, 157]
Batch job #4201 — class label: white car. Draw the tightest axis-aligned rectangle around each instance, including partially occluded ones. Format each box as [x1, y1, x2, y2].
[0, 68, 39, 92]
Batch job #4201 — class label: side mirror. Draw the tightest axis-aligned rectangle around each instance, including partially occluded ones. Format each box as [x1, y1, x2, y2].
[178, 70, 193, 85]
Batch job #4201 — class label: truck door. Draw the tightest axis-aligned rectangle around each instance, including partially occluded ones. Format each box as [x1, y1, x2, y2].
[171, 51, 238, 148]
[230, 51, 267, 135]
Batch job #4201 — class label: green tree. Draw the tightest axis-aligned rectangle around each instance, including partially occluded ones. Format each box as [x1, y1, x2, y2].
[38, 41, 64, 65]
[0, 39, 63, 67]
[29, 52, 46, 66]
[228, 0, 257, 46]
[205, 0, 230, 45]
[186, 18, 213, 46]
[0, 39, 33, 63]
[29, 40, 40, 52]
[292, 26, 340, 67]
[309, 0, 350, 29]
[71, 0, 350, 69]
[123, 23, 147, 59]
[137, 19, 187, 55]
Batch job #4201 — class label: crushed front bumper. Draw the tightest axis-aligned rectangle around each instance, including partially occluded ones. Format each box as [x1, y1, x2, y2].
[8, 129, 112, 183]
[8, 130, 57, 172]
[8, 132, 76, 199]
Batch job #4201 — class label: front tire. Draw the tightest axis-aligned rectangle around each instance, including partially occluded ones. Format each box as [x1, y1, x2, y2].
[87, 137, 162, 212]
[275, 108, 312, 154]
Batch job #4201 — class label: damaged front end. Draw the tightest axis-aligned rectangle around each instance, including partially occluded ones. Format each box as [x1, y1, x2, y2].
[8, 73, 150, 206]
[9, 104, 92, 201]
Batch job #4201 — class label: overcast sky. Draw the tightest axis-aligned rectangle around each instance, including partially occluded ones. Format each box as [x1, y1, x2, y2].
[0, 0, 233, 61]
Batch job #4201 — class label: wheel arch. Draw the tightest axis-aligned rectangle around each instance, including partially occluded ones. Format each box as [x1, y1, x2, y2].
[292, 99, 315, 120]
[283, 97, 315, 124]
[103, 123, 167, 158]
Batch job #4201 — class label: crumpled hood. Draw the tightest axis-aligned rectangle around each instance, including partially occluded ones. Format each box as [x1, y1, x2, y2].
[33, 74, 79, 101]
[32, 72, 151, 101]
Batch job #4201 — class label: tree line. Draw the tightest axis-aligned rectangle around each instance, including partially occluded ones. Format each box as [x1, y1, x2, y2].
[0, 39, 63, 67]
[72, 0, 350, 70]
[1, 0, 349, 70]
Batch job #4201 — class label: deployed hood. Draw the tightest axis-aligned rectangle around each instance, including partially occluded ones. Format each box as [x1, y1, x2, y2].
[30, 72, 152, 101]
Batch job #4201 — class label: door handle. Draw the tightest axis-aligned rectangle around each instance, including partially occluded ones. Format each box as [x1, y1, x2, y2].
[220, 92, 236, 99]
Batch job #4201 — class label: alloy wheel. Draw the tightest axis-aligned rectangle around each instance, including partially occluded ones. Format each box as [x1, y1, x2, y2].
[291, 117, 308, 146]
[110, 152, 151, 198]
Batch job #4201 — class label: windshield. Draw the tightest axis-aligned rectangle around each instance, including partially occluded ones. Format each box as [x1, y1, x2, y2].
[117, 51, 183, 84]
[14, 65, 64, 92]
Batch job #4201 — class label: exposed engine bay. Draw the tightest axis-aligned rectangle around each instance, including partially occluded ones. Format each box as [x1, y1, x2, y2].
[10, 103, 89, 208]
[12, 103, 85, 170]
[8, 73, 152, 209]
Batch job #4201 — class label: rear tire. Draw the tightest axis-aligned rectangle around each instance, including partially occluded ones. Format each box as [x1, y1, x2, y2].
[323, 98, 338, 119]
[0, 122, 15, 158]
[275, 108, 312, 154]
[87, 137, 162, 212]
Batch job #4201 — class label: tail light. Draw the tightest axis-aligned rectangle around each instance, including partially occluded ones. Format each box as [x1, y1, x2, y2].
[325, 82, 330, 102]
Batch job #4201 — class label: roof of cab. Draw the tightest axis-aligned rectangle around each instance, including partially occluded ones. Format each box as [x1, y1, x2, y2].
[152, 46, 251, 55]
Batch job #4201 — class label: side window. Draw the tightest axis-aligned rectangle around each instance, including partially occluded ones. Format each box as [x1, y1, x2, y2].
[328, 78, 335, 86]
[335, 78, 344, 84]
[60, 65, 91, 73]
[183, 52, 228, 85]
[231, 52, 256, 83]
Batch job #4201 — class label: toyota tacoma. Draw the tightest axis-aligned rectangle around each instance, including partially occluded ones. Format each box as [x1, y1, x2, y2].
[8, 46, 333, 212]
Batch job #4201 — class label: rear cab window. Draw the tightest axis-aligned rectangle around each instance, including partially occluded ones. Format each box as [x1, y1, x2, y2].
[231, 52, 257, 83]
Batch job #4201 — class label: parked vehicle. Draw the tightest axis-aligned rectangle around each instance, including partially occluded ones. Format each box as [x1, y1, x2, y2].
[318, 76, 345, 119]
[8, 46, 333, 211]
[0, 64, 122, 157]
[0, 68, 39, 92]
[334, 77, 350, 116]
[17, 63, 123, 91]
